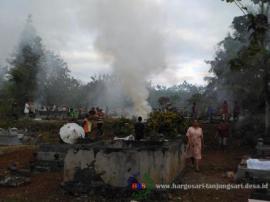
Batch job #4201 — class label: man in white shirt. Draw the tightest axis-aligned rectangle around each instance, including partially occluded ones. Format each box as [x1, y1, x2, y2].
[24, 102, 30, 117]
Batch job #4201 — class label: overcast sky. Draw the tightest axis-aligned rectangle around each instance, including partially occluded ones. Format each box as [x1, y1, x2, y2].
[0, 0, 242, 86]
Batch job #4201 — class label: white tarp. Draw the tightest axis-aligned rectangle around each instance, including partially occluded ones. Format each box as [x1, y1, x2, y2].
[247, 159, 270, 171]
[113, 135, 135, 141]
[59, 123, 85, 144]
[248, 199, 270, 202]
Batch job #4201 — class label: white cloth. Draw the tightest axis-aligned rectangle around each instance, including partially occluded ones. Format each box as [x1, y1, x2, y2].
[247, 159, 270, 171]
[24, 103, 29, 114]
[59, 123, 85, 144]
[113, 135, 135, 141]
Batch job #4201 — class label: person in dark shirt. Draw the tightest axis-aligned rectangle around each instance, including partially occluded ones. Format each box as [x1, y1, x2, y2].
[233, 101, 240, 121]
[191, 102, 197, 119]
[134, 116, 145, 140]
[222, 100, 229, 120]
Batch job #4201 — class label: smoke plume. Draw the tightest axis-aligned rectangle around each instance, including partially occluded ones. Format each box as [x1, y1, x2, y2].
[91, 0, 166, 117]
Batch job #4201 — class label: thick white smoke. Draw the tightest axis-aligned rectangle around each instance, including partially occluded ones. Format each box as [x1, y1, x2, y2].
[91, 0, 166, 118]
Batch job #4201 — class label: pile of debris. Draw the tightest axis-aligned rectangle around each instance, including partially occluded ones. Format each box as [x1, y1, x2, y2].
[0, 175, 31, 187]
[0, 163, 31, 187]
[0, 128, 24, 145]
[0, 127, 39, 145]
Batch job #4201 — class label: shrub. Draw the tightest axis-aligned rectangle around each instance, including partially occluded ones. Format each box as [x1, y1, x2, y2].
[147, 111, 189, 138]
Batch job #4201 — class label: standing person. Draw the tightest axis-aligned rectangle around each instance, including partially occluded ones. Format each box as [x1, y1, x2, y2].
[216, 119, 230, 150]
[52, 104, 57, 112]
[29, 101, 35, 118]
[89, 107, 96, 118]
[96, 108, 104, 137]
[222, 100, 229, 120]
[207, 105, 213, 123]
[69, 107, 77, 120]
[233, 101, 240, 121]
[24, 101, 30, 118]
[134, 116, 145, 141]
[83, 114, 92, 136]
[186, 120, 204, 172]
[191, 102, 197, 120]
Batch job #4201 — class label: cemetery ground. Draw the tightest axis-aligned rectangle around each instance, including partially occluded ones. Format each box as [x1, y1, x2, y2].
[0, 123, 252, 202]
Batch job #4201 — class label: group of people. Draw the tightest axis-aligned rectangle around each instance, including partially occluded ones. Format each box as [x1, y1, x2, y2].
[22, 102, 103, 120]
[39, 105, 69, 112]
[221, 100, 240, 121]
[24, 101, 36, 118]
[192, 100, 241, 122]
[82, 107, 105, 140]
[22, 99, 235, 173]
[23, 102, 70, 118]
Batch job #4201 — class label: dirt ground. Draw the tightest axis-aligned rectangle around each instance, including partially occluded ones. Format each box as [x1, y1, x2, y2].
[167, 123, 253, 202]
[0, 123, 254, 202]
[170, 147, 252, 202]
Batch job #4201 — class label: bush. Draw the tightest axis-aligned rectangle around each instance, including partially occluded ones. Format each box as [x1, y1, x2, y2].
[109, 117, 134, 137]
[147, 111, 189, 138]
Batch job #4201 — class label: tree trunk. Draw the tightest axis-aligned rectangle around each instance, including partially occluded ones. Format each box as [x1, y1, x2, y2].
[264, 57, 270, 136]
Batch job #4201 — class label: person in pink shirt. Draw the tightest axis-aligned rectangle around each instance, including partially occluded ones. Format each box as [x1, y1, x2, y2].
[186, 120, 204, 172]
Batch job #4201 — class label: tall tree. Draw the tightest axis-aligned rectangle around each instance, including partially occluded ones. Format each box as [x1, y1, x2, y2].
[220, 0, 270, 135]
[37, 50, 75, 106]
[8, 15, 44, 108]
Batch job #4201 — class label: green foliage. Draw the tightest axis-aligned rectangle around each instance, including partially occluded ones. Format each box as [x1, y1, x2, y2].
[188, 93, 203, 105]
[6, 17, 44, 109]
[0, 100, 12, 115]
[148, 81, 204, 110]
[158, 96, 170, 107]
[215, 0, 270, 134]
[147, 111, 189, 137]
[3, 17, 85, 110]
[206, 4, 270, 110]
[111, 117, 134, 137]
[8, 42, 43, 107]
[39, 52, 84, 107]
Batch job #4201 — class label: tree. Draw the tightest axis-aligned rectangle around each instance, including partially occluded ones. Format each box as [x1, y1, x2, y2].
[7, 15, 44, 108]
[222, 0, 270, 135]
[37, 50, 80, 106]
[158, 96, 171, 111]
[0, 66, 7, 91]
[148, 81, 205, 112]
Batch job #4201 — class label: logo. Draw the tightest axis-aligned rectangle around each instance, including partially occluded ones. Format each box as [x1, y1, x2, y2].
[131, 182, 147, 190]
[128, 173, 155, 200]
